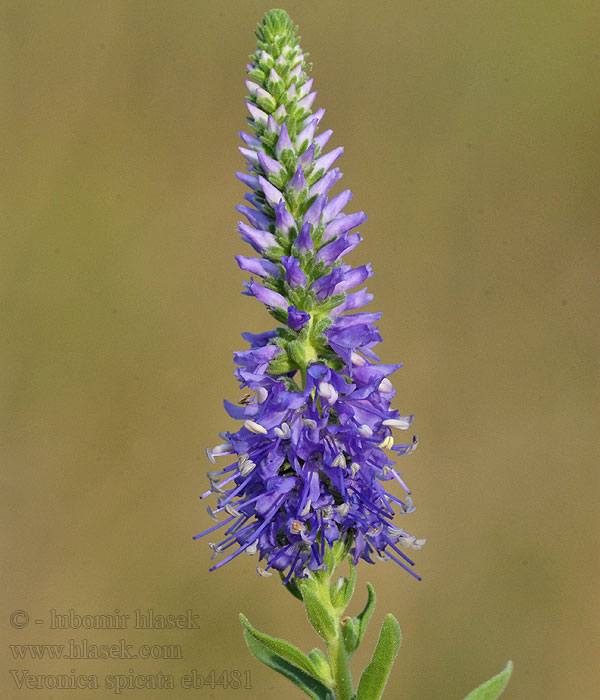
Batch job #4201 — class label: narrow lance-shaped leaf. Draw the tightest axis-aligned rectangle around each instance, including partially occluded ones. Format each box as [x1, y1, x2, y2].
[331, 557, 357, 613]
[355, 582, 376, 647]
[356, 614, 402, 700]
[241, 627, 334, 700]
[341, 617, 359, 656]
[461, 660, 513, 700]
[239, 613, 323, 680]
[301, 584, 337, 641]
[309, 648, 333, 686]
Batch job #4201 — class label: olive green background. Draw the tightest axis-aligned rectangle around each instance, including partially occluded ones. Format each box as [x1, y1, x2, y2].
[2, 1, 599, 698]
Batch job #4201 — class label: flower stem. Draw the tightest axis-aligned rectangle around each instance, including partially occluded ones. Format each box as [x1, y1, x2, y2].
[299, 548, 356, 700]
[327, 631, 354, 700]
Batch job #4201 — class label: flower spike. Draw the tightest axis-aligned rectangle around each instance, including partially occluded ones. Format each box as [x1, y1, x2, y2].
[198, 8, 424, 586]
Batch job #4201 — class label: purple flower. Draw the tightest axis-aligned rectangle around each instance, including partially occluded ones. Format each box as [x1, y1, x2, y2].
[281, 256, 306, 288]
[235, 255, 280, 279]
[243, 279, 287, 309]
[197, 10, 425, 583]
[287, 306, 310, 332]
[237, 222, 277, 254]
[293, 222, 313, 255]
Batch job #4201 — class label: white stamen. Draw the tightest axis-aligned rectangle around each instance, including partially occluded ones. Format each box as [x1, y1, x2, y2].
[402, 496, 416, 514]
[399, 534, 428, 550]
[350, 462, 360, 477]
[246, 540, 259, 555]
[210, 481, 226, 495]
[213, 442, 232, 454]
[256, 566, 272, 577]
[208, 542, 223, 560]
[358, 424, 373, 438]
[244, 419, 268, 435]
[208, 542, 221, 560]
[224, 503, 241, 517]
[300, 499, 311, 516]
[378, 436, 394, 449]
[303, 418, 317, 429]
[388, 525, 405, 538]
[239, 458, 256, 477]
[331, 454, 346, 468]
[274, 422, 291, 439]
[382, 416, 413, 430]
[206, 504, 219, 521]
[378, 378, 393, 394]
[350, 351, 366, 366]
[255, 387, 268, 404]
[207, 441, 233, 463]
[318, 381, 338, 405]
[374, 552, 391, 562]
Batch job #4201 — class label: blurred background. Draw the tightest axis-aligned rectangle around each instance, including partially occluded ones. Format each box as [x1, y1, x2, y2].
[2, 1, 599, 698]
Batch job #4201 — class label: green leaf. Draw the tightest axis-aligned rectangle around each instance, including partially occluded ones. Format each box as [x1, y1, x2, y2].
[242, 627, 334, 700]
[341, 617, 359, 655]
[330, 559, 356, 614]
[239, 614, 322, 680]
[356, 582, 376, 646]
[462, 661, 513, 700]
[267, 305, 290, 326]
[356, 614, 402, 700]
[288, 339, 313, 367]
[323, 541, 337, 574]
[309, 648, 333, 685]
[267, 351, 296, 375]
[280, 149, 296, 173]
[248, 68, 266, 82]
[301, 584, 337, 641]
[330, 577, 346, 611]
[340, 558, 356, 610]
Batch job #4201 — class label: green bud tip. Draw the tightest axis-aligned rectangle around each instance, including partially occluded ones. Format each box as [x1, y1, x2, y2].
[261, 8, 295, 43]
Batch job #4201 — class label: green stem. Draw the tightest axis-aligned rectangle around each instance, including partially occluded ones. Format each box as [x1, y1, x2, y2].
[300, 365, 307, 392]
[327, 632, 354, 700]
[306, 561, 355, 700]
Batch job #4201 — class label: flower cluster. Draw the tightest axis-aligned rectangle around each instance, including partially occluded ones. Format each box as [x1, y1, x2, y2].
[195, 9, 425, 582]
